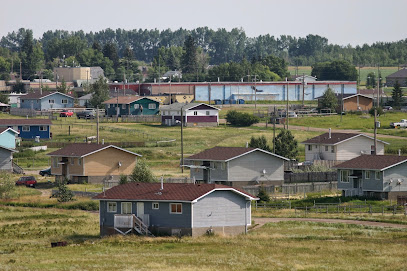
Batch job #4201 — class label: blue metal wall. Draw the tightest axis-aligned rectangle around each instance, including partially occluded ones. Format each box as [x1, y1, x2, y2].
[195, 82, 356, 102]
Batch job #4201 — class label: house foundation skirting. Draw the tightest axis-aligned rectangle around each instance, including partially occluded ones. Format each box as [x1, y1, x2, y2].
[185, 122, 218, 127]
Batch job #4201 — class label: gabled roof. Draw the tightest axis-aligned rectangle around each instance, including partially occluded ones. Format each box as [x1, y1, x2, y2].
[342, 94, 374, 100]
[386, 69, 407, 78]
[78, 93, 92, 100]
[0, 119, 52, 126]
[334, 155, 407, 171]
[302, 133, 389, 146]
[0, 145, 17, 153]
[47, 143, 141, 158]
[187, 146, 289, 162]
[102, 96, 157, 105]
[22, 91, 74, 100]
[0, 127, 19, 135]
[160, 102, 220, 111]
[92, 182, 258, 202]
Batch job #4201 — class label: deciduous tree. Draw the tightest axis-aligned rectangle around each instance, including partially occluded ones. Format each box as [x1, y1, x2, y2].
[89, 76, 109, 108]
[129, 159, 155, 183]
[274, 130, 298, 160]
[319, 88, 338, 112]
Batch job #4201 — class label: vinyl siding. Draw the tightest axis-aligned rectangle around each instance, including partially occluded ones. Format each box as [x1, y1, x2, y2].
[39, 93, 74, 110]
[17, 125, 50, 139]
[0, 130, 17, 149]
[337, 136, 384, 160]
[0, 148, 12, 171]
[228, 151, 285, 182]
[383, 163, 407, 193]
[362, 170, 384, 191]
[192, 190, 250, 227]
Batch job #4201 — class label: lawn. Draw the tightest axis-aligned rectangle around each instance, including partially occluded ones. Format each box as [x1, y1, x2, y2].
[0, 205, 406, 270]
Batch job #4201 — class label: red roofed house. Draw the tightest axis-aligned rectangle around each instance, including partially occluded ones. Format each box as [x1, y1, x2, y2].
[47, 143, 141, 184]
[302, 131, 389, 162]
[334, 155, 407, 200]
[93, 182, 258, 236]
[185, 146, 289, 188]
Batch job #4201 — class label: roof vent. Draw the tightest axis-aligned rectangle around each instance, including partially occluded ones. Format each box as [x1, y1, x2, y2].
[329, 128, 331, 139]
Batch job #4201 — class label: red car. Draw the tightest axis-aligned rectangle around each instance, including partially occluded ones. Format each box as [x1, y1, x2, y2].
[15, 176, 37, 188]
[60, 110, 74, 117]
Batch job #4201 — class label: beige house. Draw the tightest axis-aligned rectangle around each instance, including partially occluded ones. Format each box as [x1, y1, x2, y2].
[302, 132, 389, 162]
[54, 67, 90, 82]
[48, 143, 141, 184]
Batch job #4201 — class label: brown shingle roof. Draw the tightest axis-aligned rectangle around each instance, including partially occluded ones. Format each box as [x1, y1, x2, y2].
[187, 146, 256, 161]
[47, 143, 141, 158]
[0, 127, 18, 134]
[23, 91, 74, 99]
[302, 133, 361, 145]
[386, 69, 407, 79]
[92, 182, 257, 201]
[334, 155, 407, 170]
[102, 96, 156, 104]
[0, 119, 52, 126]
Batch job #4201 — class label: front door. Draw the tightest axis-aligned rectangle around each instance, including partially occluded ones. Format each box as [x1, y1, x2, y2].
[203, 161, 210, 183]
[137, 202, 144, 219]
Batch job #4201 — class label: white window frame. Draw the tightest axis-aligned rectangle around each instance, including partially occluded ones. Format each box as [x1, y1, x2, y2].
[331, 146, 335, 153]
[206, 111, 210, 116]
[169, 203, 182, 214]
[152, 202, 159, 210]
[221, 162, 225, 170]
[325, 146, 328, 152]
[375, 171, 380, 180]
[39, 125, 47, 131]
[121, 202, 132, 214]
[70, 158, 75, 165]
[134, 104, 140, 109]
[22, 126, 30, 132]
[49, 99, 55, 104]
[122, 104, 126, 109]
[148, 103, 156, 109]
[61, 99, 68, 104]
[308, 145, 312, 151]
[107, 202, 117, 213]
[365, 170, 370, 179]
[78, 158, 82, 166]
[341, 170, 349, 183]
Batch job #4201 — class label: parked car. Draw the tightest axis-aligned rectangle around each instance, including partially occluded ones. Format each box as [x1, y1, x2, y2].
[39, 167, 52, 176]
[60, 110, 74, 117]
[76, 110, 95, 119]
[15, 176, 37, 187]
[383, 106, 393, 112]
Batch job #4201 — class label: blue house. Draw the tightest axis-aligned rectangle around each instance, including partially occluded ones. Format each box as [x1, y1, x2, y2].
[93, 182, 258, 236]
[20, 91, 74, 110]
[0, 128, 19, 149]
[0, 119, 52, 140]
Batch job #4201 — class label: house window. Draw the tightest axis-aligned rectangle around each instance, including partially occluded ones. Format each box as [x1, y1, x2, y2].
[39, 125, 47, 131]
[111, 104, 114, 108]
[194, 111, 198, 116]
[308, 145, 312, 151]
[148, 103, 156, 109]
[122, 104, 126, 109]
[62, 99, 68, 104]
[170, 203, 182, 214]
[365, 171, 370, 179]
[331, 146, 335, 153]
[134, 104, 140, 109]
[78, 158, 82, 166]
[108, 104, 110, 108]
[107, 202, 117, 213]
[206, 111, 210, 116]
[22, 126, 30, 132]
[325, 146, 328, 152]
[49, 99, 54, 104]
[53, 157, 59, 168]
[121, 202, 132, 214]
[152, 202, 159, 210]
[221, 162, 225, 170]
[70, 158, 74, 165]
[22, 100, 24, 103]
[375, 171, 380, 180]
[341, 170, 349, 183]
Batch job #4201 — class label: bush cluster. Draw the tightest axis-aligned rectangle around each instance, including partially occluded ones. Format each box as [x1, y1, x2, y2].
[225, 110, 260, 126]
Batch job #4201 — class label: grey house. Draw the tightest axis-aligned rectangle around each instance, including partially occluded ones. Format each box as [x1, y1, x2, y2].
[385, 69, 407, 87]
[20, 91, 74, 110]
[93, 182, 257, 237]
[185, 147, 289, 188]
[0, 145, 16, 172]
[334, 155, 407, 200]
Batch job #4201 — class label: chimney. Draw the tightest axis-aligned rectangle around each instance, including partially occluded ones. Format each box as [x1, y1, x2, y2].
[329, 128, 331, 139]
[160, 176, 163, 190]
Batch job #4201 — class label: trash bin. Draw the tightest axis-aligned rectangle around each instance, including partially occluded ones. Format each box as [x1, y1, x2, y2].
[223, 99, 230, 104]
[214, 99, 222, 105]
[230, 99, 237, 104]
[238, 99, 245, 104]
[35, 136, 40, 143]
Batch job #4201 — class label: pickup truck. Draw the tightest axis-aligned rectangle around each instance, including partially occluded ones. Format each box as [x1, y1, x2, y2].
[390, 119, 407, 128]
[76, 110, 95, 119]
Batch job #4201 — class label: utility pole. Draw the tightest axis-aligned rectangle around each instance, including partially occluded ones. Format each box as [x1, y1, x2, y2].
[377, 65, 380, 107]
[374, 108, 377, 155]
[86, 70, 89, 92]
[286, 78, 289, 130]
[97, 107, 100, 144]
[116, 87, 119, 121]
[39, 70, 43, 95]
[19, 61, 22, 80]
[302, 73, 305, 107]
[56, 71, 58, 90]
[208, 81, 211, 104]
[169, 75, 172, 105]
[340, 84, 344, 122]
[254, 74, 257, 109]
[273, 106, 276, 153]
[181, 105, 184, 173]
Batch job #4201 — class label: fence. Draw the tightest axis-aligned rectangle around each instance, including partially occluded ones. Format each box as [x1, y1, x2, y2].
[242, 181, 338, 196]
[121, 115, 161, 123]
[43, 141, 145, 148]
[255, 202, 407, 215]
[284, 172, 337, 183]
[10, 108, 53, 117]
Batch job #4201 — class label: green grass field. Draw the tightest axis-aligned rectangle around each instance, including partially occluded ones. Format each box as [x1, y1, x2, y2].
[0, 205, 406, 270]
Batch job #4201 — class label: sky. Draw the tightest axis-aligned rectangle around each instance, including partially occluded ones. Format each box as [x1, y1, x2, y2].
[1, 0, 406, 46]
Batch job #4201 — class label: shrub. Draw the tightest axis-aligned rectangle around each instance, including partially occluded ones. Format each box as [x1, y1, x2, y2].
[226, 110, 260, 126]
[0, 173, 15, 199]
[51, 182, 75, 202]
[119, 174, 128, 185]
[257, 187, 270, 203]
[369, 106, 383, 117]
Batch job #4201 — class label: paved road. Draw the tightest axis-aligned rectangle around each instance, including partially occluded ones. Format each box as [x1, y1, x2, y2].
[253, 217, 407, 229]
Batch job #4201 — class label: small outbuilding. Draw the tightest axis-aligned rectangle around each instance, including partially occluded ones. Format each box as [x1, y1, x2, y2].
[93, 182, 258, 237]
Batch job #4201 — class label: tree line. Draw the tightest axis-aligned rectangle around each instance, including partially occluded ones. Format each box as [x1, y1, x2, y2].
[2, 27, 405, 83]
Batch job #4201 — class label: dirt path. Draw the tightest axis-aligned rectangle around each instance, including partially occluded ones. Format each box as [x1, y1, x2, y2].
[253, 217, 407, 229]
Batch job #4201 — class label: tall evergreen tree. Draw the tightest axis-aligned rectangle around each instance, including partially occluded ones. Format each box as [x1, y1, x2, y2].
[181, 35, 197, 74]
[392, 81, 403, 106]
[249, 136, 272, 152]
[319, 88, 338, 112]
[274, 130, 298, 160]
[89, 76, 109, 108]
